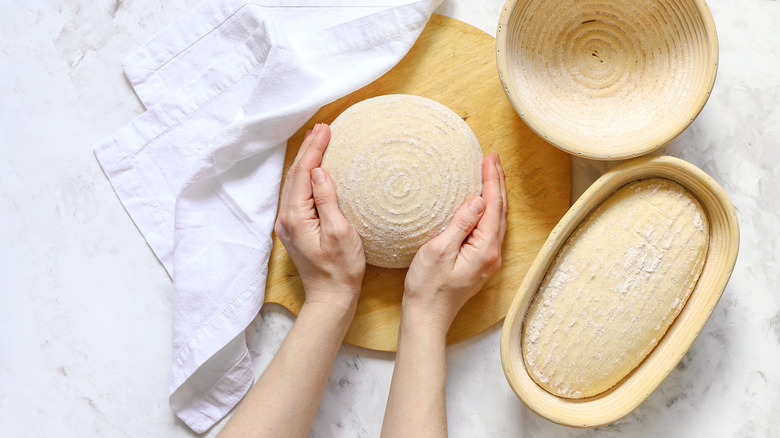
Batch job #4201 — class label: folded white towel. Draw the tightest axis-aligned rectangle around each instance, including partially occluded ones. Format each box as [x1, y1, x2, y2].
[95, 0, 440, 432]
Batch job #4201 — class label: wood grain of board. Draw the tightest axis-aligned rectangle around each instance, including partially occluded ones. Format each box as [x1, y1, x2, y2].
[264, 14, 571, 351]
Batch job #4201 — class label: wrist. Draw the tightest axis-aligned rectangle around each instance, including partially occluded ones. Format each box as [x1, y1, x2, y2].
[302, 282, 360, 318]
[299, 296, 357, 336]
[400, 299, 453, 340]
[303, 289, 358, 312]
[302, 278, 362, 305]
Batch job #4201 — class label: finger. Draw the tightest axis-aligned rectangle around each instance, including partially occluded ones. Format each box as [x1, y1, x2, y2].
[496, 154, 508, 242]
[287, 124, 331, 206]
[286, 123, 325, 186]
[477, 154, 503, 238]
[291, 124, 320, 166]
[298, 123, 330, 170]
[279, 125, 317, 210]
[435, 196, 486, 254]
[311, 168, 350, 238]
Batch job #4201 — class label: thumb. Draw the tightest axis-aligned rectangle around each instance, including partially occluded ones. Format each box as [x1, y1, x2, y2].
[311, 168, 349, 233]
[437, 196, 486, 252]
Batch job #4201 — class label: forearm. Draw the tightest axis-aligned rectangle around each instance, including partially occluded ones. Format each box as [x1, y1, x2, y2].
[381, 306, 449, 438]
[382, 153, 507, 438]
[219, 294, 357, 438]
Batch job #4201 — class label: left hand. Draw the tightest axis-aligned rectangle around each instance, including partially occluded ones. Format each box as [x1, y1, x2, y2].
[274, 123, 366, 308]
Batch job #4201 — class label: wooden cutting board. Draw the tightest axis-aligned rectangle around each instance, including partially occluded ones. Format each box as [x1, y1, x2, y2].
[265, 14, 571, 351]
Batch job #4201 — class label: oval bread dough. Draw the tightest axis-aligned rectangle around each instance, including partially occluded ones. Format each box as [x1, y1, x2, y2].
[321, 94, 483, 268]
[522, 178, 709, 399]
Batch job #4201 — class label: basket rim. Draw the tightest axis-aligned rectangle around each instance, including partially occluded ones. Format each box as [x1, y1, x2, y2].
[495, 0, 720, 160]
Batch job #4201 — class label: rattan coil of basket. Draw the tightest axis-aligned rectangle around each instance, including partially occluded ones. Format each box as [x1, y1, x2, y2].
[496, 0, 718, 159]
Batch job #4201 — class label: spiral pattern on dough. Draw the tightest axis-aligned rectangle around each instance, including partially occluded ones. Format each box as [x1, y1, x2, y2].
[502, 0, 716, 157]
[321, 95, 483, 268]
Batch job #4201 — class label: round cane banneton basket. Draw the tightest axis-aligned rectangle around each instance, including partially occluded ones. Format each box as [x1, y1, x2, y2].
[496, 0, 719, 159]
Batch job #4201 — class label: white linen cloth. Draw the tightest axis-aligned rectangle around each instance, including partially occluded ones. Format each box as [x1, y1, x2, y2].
[94, 0, 440, 432]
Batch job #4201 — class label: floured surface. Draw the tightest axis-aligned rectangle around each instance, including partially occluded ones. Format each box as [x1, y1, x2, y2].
[321, 94, 483, 268]
[522, 178, 709, 399]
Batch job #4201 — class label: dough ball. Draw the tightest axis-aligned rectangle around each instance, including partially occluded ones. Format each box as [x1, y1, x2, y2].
[321, 94, 483, 268]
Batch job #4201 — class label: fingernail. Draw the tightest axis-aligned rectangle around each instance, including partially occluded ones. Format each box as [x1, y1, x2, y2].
[312, 123, 322, 135]
[312, 168, 326, 184]
[468, 197, 486, 215]
[495, 153, 501, 165]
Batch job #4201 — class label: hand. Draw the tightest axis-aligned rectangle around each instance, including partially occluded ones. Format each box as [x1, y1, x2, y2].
[274, 123, 366, 308]
[381, 154, 507, 438]
[222, 124, 366, 437]
[402, 153, 507, 333]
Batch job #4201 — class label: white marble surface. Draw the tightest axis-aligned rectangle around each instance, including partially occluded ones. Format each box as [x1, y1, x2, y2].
[1, 0, 778, 436]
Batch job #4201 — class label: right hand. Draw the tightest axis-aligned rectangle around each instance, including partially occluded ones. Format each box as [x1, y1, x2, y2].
[402, 153, 508, 333]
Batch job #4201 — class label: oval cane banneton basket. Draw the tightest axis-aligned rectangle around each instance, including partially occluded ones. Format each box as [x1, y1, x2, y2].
[496, 0, 719, 160]
[500, 155, 739, 427]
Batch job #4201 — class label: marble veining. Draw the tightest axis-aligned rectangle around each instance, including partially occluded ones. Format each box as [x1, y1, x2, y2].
[1, 0, 779, 437]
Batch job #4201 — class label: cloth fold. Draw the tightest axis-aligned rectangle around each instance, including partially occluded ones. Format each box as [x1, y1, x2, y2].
[95, 0, 439, 432]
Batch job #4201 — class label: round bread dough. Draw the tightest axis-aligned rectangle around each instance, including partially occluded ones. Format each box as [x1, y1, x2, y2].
[321, 94, 483, 268]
